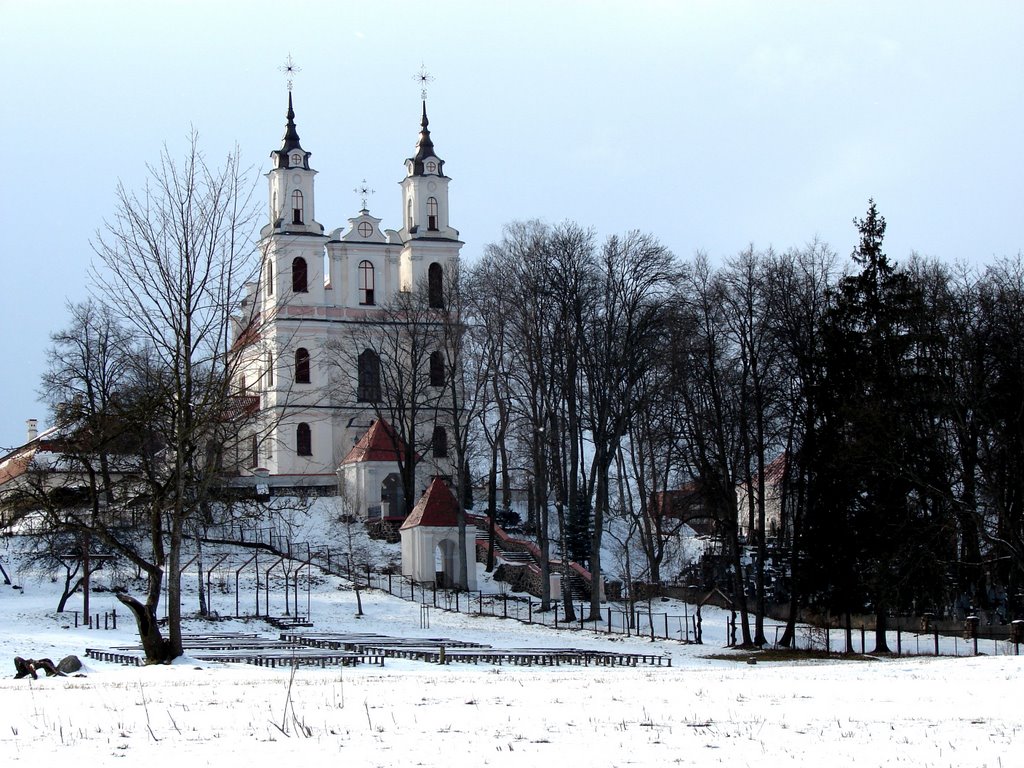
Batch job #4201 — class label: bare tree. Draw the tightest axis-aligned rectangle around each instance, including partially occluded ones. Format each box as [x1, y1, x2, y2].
[581, 231, 680, 620]
[672, 253, 753, 645]
[763, 240, 837, 646]
[84, 133, 259, 662]
[34, 300, 135, 618]
[435, 258, 490, 589]
[467, 250, 517, 571]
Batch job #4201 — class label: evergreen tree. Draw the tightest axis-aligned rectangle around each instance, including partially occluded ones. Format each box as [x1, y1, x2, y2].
[805, 201, 949, 652]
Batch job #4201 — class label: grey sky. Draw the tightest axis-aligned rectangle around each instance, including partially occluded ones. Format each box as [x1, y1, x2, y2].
[1, 0, 1022, 449]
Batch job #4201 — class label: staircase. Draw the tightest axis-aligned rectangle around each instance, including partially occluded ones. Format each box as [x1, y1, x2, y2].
[472, 515, 592, 601]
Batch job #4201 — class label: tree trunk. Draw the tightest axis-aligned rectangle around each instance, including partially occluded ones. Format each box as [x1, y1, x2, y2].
[873, 606, 891, 654]
[116, 592, 173, 664]
[196, 532, 208, 617]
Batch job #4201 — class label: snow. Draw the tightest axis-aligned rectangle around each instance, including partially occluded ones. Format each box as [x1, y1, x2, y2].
[0, 510, 1021, 766]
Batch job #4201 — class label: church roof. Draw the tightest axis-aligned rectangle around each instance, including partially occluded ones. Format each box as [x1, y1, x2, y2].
[339, 419, 416, 464]
[400, 477, 459, 529]
[407, 101, 444, 176]
[270, 92, 309, 170]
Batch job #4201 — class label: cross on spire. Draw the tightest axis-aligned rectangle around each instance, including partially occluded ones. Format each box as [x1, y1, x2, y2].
[354, 179, 375, 211]
[413, 63, 434, 101]
[280, 54, 301, 92]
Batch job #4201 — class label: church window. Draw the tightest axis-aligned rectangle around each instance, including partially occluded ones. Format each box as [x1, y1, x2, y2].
[428, 262, 443, 308]
[429, 351, 445, 387]
[432, 426, 448, 458]
[427, 197, 438, 231]
[266, 352, 274, 387]
[358, 260, 375, 305]
[295, 347, 310, 384]
[249, 435, 259, 469]
[407, 199, 413, 230]
[292, 190, 304, 224]
[291, 153, 302, 166]
[357, 349, 381, 402]
[292, 257, 308, 293]
[357, 221, 373, 238]
[296, 423, 312, 456]
[265, 259, 274, 296]
[426, 160, 436, 174]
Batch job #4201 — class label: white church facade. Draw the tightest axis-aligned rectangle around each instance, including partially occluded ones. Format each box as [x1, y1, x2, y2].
[231, 91, 462, 517]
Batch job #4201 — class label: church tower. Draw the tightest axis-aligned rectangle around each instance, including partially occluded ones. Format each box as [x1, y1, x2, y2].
[398, 101, 462, 300]
[253, 92, 331, 481]
[261, 92, 327, 308]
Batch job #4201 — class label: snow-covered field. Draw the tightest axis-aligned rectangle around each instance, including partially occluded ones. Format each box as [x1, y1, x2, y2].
[0, 537, 1020, 767]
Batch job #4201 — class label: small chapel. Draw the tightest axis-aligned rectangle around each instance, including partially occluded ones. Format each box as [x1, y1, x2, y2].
[232, 86, 462, 520]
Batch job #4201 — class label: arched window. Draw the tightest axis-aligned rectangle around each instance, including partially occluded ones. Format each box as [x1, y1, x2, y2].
[296, 423, 312, 456]
[292, 257, 308, 293]
[427, 197, 438, 231]
[265, 259, 274, 296]
[432, 426, 448, 458]
[428, 262, 443, 308]
[266, 352, 274, 387]
[249, 435, 259, 469]
[294, 347, 310, 384]
[291, 190, 304, 224]
[358, 260, 375, 305]
[407, 198, 413, 230]
[429, 350, 445, 387]
[357, 349, 381, 402]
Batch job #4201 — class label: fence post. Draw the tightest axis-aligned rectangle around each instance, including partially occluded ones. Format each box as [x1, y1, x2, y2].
[528, 600, 532, 624]
[608, 608, 612, 634]
[664, 614, 669, 640]
[860, 625, 866, 654]
[896, 620, 902, 656]
[934, 626, 939, 656]
[503, 594, 507, 619]
[456, 591, 460, 613]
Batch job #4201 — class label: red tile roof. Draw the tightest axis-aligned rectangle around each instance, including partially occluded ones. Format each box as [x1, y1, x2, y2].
[400, 477, 459, 529]
[340, 419, 417, 464]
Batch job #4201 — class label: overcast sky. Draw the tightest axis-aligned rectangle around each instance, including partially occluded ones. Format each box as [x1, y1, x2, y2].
[1, 0, 1022, 450]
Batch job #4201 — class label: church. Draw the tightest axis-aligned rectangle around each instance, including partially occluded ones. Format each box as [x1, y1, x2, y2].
[231, 89, 463, 519]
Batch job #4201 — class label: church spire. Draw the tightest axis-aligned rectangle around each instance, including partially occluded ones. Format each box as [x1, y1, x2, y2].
[407, 100, 444, 177]
[282, 92, 301, 153]
[271, 91, 309, 170]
